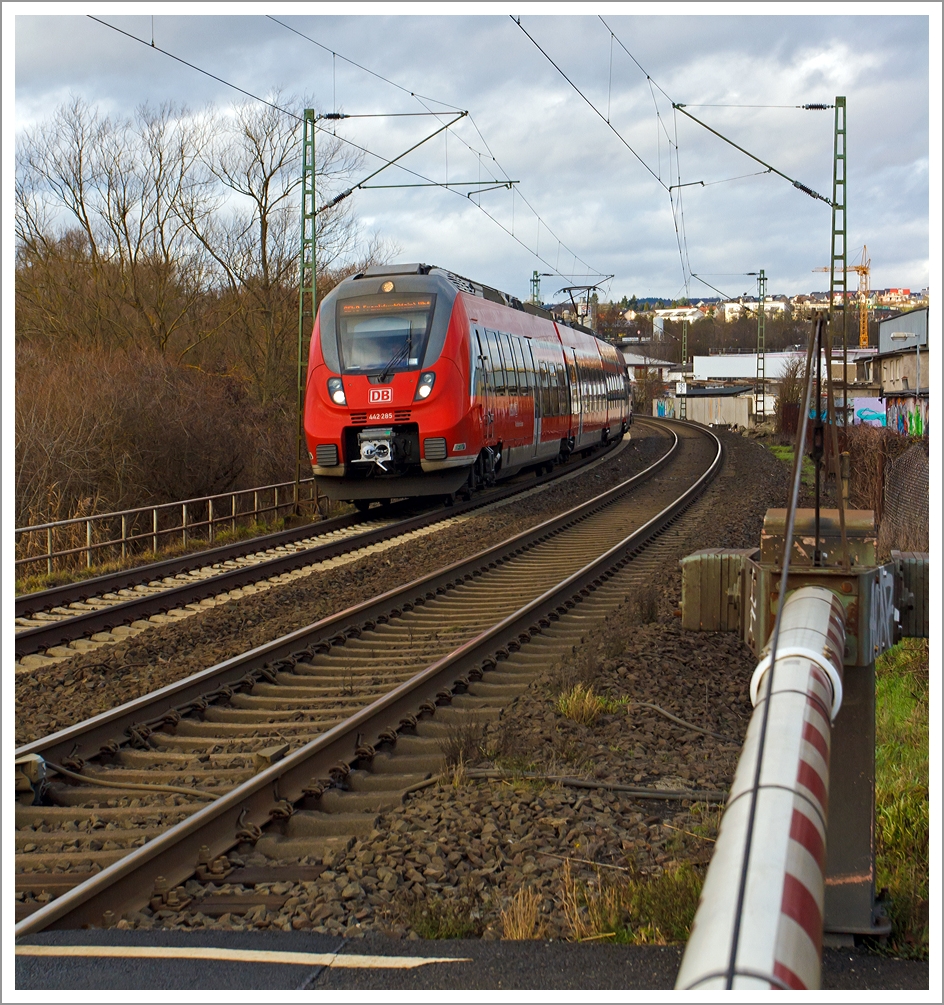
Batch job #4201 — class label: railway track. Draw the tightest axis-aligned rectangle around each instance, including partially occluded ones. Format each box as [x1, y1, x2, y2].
[14, 440, 631, 664]
[14, 419, 721, 935]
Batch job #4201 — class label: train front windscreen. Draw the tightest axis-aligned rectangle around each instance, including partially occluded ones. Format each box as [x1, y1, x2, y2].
[336, 294, 437, 376]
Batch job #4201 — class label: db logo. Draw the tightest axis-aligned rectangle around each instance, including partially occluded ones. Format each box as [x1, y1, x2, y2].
[368, 388, 393, 404]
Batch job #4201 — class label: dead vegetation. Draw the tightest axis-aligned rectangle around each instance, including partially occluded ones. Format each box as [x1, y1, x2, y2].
[16, 95, 395, 531]
[500, 887, 547, 940]
[560, 858, 702, 944]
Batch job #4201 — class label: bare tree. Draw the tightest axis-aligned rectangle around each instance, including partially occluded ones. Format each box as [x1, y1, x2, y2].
[183, 95, 365, 401]
[774, 357, 807, 436]
[16, 97, 214, 354]
[15, 95, 398, 527]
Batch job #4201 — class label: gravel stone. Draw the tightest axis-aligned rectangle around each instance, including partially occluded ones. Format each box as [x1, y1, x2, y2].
[56, 431, 798, 943]
[16, 436, 668, 744]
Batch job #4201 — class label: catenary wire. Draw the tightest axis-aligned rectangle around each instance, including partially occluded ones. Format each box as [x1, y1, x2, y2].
[512, 16, 668, 191]
[593, 16, 697, 292]
[598, 16, 831, 293]
[87, 15, 607, 283]
[266, 14, 465, 112]
[265, 13, 607, 282]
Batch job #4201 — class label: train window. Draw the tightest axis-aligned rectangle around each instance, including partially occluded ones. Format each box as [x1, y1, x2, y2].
[553, 362, 566, 416]
[336, 294, 436, 375]
[501, 333, 518, 396]
[556, 363, 570, 415]
[511, 337, 528, 391]
[485, 330, 505, 395]
[474, 330, 489, 396]
[539, 361, 553, 416]
[528, 343, 541, 416]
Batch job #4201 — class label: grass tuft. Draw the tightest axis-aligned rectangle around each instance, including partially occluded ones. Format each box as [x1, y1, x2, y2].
[557, 684, 603, 725]
[766, 443, 815, 485]
[398, 891, 484, 939]
[874, 638, 928, 958]
[500, 887, 546, 940]
[556, 684, 627, 725]
[560, 859, 701, 944]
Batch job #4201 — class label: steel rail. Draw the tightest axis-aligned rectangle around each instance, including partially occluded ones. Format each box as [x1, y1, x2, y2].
[15, 420, 721, 934]
[16, 424, 678, 767]
[15, 511, 367, 617]
[14, 435, 637, 657]
[16, 436, 636, 619]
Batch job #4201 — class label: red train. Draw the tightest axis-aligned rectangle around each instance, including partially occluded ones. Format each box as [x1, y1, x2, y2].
[304, 264, 632, 506]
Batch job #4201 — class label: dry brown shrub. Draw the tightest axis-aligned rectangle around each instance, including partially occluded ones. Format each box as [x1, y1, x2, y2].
[15, 343, 295, 529]
[841, 424, 919, 517]
[500, 887, 546, 940]
[557, 684, 603, 725]
[437, 718, 488, 769]
[628, 582, 660, 624]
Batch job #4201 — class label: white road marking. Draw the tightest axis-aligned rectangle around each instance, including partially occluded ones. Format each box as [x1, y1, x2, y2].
[15, 944, 468, 969]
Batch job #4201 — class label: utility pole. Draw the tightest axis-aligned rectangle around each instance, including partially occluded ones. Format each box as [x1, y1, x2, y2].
[679, 319, 688, 420]
[295, 109, 317, 515]
[756, 269, 767, 425]
[828, 97, 848, 425]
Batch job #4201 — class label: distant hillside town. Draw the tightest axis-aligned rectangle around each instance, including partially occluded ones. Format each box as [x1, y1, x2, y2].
[545, 288, 929, 333]
[538, 289, 929, 440]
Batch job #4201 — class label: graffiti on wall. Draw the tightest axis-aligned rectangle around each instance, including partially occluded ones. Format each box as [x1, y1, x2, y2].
[885, 396, 928, 437]
[869, 566, 897, 659]
[853, 397, 887, 427]
[654, 398, 677, 418]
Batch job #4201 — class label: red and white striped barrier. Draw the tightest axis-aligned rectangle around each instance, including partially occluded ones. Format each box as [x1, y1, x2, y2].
[675, 586, 846, 991]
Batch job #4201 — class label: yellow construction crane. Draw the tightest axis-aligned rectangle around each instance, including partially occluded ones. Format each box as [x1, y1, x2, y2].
[813, 245, 871, 347]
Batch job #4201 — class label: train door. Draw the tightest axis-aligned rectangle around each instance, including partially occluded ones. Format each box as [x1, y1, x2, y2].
[527, 340, 542, 459]
[510, 335, 534, 447]
[474, 328, 495, 443]
[569, 348, 584, 444]
[535, 358, 559, 463]
[500, 332, 519, 429]
[484, 329, 506, 435]
[608, 360, 622, 438]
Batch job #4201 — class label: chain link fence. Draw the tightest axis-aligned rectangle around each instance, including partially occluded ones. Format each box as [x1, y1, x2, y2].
[878, 443, 929, 556]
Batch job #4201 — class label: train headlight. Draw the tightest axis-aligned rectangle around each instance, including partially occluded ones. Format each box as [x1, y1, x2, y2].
[327, 377, 347, 405]
[414, 371, 436, 401]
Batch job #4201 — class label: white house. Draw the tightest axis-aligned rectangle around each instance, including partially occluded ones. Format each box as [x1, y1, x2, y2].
[716, 300, 787, 323]
[620, 350, 676, 382]
[651, 306, 707, 325]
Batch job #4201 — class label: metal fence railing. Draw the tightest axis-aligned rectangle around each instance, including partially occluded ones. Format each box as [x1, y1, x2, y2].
[15, 478, 321, 576]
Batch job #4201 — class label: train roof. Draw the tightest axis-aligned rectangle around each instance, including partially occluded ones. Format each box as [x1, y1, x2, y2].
[354, 263, 598, 338]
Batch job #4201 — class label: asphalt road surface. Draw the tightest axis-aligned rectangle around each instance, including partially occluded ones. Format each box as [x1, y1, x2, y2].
[14, 930, 930, 993]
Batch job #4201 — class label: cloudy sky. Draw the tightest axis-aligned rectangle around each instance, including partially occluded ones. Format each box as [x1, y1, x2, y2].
[8, 4, 939, 303]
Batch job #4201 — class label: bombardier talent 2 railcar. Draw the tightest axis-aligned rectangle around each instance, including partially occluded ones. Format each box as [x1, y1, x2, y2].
[304, 263, 632, 506]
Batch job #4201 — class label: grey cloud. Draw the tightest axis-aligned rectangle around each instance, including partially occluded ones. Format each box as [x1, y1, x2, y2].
[13, 11, 930, 301]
